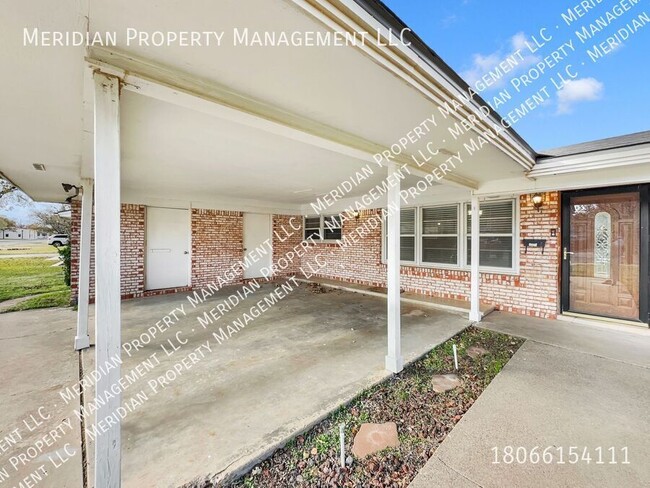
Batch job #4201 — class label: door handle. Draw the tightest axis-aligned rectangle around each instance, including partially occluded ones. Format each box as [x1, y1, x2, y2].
[563, 247, 574, 260]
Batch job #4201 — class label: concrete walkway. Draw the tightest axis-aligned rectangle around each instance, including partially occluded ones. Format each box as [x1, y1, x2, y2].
[409, 312, 650, 488]
[0, 308, 83, 488]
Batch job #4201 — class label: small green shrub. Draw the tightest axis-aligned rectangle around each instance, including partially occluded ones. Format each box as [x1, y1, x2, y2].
[57, 245, 71, 286]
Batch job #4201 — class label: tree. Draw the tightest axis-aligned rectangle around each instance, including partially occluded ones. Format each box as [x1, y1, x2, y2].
[0, 216, 17, 229]
[31, 205, 71, 235]
[0, 177, 28, 209]
[0, 178, 16, 199]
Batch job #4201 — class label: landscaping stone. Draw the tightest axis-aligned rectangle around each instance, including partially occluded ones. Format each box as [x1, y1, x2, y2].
[351, 422, 400, 458]
[431, 374, 461, 393]
[467, 346, 489, 358]
[228, 328, 524, 488]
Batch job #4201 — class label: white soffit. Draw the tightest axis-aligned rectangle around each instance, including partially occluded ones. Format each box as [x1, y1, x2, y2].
[121, 91, 390, 204]
[0, 0, 85, 202]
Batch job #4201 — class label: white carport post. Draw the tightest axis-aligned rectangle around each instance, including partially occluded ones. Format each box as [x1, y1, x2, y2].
[74, 177, 93, 350]
[93, 70, 122, 488]
[469, 194, 481, 322]
[385, 162, 403, 373]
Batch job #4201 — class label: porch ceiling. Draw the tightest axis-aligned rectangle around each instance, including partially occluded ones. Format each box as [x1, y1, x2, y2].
[1, 0, 531, 207]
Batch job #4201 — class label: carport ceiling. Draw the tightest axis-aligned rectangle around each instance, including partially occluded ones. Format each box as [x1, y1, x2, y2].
[1, 0, 530, 205]
[121, 91, 398, 204]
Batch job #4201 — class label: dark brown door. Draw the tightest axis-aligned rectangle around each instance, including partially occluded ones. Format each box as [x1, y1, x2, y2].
[562, 186, 649, 323]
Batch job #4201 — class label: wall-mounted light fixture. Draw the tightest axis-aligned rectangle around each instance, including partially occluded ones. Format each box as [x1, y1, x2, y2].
[532, 193, 544, 212]
[62, 183, 80, 203]
[351, 210, 360, 220]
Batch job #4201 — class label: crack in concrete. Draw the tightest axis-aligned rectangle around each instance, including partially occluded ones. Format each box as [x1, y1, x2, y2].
[524, 338, 650, 370]
[437, 455, 484, 487]
[476, 324, 650, 370]
[0, 327, 75, 341]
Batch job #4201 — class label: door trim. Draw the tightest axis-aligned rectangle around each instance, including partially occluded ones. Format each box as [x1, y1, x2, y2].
[144, 206, 191, 291]
[561, 184, 649, 325]
[242, 213, 273, 279]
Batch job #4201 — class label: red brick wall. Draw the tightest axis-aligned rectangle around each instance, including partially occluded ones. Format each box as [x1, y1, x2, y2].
[70, 202, 145, 302]
[70, 193, 560, 318]
[299, 192, 560, 318]
[272, 215, 303, 276]
[190, 208, 243, 288]
[480, 192, 560, 318]
[120, 205, 146, 298]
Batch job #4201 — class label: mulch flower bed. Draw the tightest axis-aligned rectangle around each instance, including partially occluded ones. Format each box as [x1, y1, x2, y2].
[215, 326, 523, 487]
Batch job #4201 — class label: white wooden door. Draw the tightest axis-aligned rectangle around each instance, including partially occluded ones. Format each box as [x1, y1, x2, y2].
[243, 213, 272, 279]
[146, 207, 190, 290]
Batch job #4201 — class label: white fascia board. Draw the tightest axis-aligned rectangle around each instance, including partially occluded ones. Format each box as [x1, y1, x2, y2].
[529, 143, 650, 177]
[292, 0, 535, 170]
[476, 161, 650, 197]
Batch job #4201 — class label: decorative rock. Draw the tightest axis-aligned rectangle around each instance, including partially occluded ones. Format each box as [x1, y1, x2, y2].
[431, 374, 461, 393]
[346, 455, 353, 466]
[351, 422, 400, 458]
[467, 346, 489, 358]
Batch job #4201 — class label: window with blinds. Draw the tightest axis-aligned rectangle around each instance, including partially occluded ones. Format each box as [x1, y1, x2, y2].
[323, 215, 342, 240]
[400, 208, 416, 262]
[382, 199, 516, 270]
[466, 200, 514, 268]
[304, 215, 342, 241]
[421, 205, 458, 265]
[384, 208, 416, 262]
[304, 216, 322, 240]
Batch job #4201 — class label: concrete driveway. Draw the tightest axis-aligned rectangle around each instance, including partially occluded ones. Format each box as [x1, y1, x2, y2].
[409, 313, 650, 488]
[0, 282, 469, 487]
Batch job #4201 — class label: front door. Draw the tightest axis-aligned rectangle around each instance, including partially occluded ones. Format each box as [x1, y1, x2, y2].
[243, 213, 272, 279]
[146, 207, 190, 290]
[561, 186, 649, 323]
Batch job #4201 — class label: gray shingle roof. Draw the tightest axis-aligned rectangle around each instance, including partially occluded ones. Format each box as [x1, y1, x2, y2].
[538, 130, 650, 158]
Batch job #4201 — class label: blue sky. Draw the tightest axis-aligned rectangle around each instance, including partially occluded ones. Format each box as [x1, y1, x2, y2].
[382, 0, 650, 150]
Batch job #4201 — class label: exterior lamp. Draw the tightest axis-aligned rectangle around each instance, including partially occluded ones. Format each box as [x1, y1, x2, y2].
[351, 210, 360, 220]
[532, 193, 544, 212]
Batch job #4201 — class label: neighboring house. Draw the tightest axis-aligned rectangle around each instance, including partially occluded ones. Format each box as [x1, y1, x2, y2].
[0, 228, 48, 240]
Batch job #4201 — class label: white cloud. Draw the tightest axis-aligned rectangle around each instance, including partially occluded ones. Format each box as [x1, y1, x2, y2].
[461, 32, 539, 90]
[440, 14, 458, 28]
[556, 77, 604, 114]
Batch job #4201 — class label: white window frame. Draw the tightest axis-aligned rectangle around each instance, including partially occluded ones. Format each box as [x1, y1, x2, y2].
[381, 198, 519, 274]
[420, 203, 461, 267]
[303, 215, 342, 242]
[381, 207, 417, 264]
[462, 199, 519, 273]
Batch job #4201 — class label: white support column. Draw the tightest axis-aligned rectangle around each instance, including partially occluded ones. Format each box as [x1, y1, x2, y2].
[385, 162, 403, 373]
[93, 71, 122, 488]
[74, 178, 93, 350]
[469, 194, 481, 322]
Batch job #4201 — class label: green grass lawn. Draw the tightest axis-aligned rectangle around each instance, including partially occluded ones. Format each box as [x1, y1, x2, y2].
[0, 257, 70, 311]
[0, 241, 56, 255]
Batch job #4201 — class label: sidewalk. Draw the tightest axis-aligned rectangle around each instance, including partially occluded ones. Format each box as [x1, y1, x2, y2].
[409, 312, 650, 488]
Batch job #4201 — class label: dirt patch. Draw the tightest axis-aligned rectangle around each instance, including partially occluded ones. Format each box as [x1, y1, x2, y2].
[188, 327, 523, 488]
[306, 283, 333, 294]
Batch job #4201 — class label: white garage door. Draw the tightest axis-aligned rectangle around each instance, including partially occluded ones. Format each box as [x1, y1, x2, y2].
[146, 207, 190, 290]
